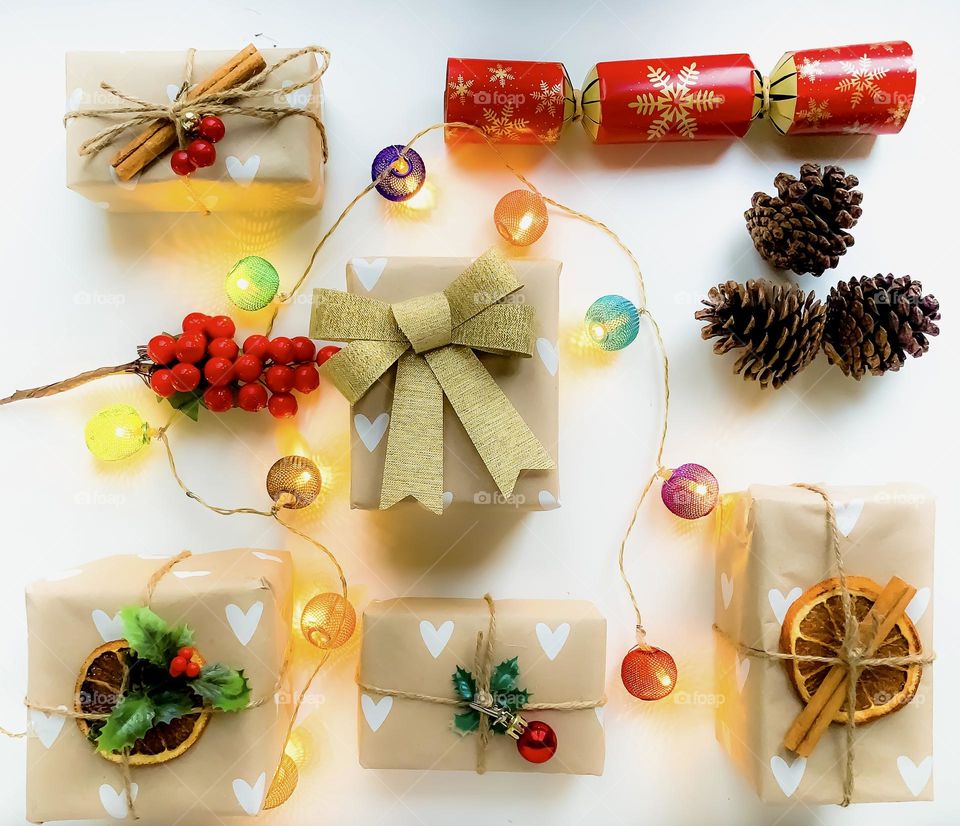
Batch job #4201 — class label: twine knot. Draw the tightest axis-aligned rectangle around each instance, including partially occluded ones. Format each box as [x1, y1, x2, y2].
[65, 46, 330, 162]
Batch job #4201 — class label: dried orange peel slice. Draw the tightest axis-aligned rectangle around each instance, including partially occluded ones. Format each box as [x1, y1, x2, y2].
[779, 575, 922, 725]
[75, 640, 209, 766]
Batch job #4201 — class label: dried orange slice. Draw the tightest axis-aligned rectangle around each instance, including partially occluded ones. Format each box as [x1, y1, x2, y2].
[75, 640, 209, 766]
[779, 575, 922, 724]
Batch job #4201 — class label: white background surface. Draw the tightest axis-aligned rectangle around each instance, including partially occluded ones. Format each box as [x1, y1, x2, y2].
[0, 1, 956, 824]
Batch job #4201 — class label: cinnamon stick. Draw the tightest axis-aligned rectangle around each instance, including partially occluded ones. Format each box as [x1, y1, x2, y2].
[784, 576, 916, 757]
[110, 44, 266, 181]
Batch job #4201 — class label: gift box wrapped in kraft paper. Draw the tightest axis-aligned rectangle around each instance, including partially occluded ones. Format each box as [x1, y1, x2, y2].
[714, 484, 934, 805]
[24, 548, 293, 822]
[358, 597, 605, 774]
[310, 251, 560, 513]
[65, 45, 327, 212]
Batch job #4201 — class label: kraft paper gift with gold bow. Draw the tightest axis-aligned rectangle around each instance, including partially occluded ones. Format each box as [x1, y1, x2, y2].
[65, 48, 326, 212]
[309, 251, 560, 513]
[25, 548, 292, 822]
[714, 484, 934, 804]
[358, 596, 606, 774]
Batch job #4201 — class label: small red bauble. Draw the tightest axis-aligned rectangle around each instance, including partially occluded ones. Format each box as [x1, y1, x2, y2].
[147, 334, 177, 365]
[268, 392, 298, 419]
[243, 334, 271, 359]
[171, 363, 201, 392]
[204, 356, 235, 387]
[203, 385, 234, 413]
[207, 336, 239, 360]
[182, 312, 209, 334]
[186, 139, 216, 168]
[205, 315, 236, 340]
[234, 354, 263, 383]
[175, 332, 207, 363]
[516, 720, 558, 764]
[170, 150, 196, 176]
[178, 646, 194, 660]
[150, 369, 176, 397]
[265, 364, 295, 394]
[169, 655, 187, 677]
[316, 344, 341, 366]
[291, 336, 316, 362]
[268, 336, 295, 365]
[197, 114, 226, 143]
[621, 646, 677, 701]
[237, 382, 268, 412]
[294, 364, 320, 393]
[185, 661, 201, 678]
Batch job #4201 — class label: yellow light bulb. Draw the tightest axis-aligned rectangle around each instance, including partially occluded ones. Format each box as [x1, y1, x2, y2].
[301, 592, 356, 649]
[265, 456, 322, 509]
[391, 156, 411, 175]
[264, 754, 299, 809]
[85, 405, 150, 461]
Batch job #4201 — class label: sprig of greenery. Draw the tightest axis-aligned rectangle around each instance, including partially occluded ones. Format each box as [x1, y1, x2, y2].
[92, 606, 252, 753]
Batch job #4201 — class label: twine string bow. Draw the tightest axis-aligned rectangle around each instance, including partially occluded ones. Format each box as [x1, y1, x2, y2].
[357, 594, 605, 774]
[715, 483, 934, 806]
[65, 45, 330, 161]
[310, 250, 555, 514]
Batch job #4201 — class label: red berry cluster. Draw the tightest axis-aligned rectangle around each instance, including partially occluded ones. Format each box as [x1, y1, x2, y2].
[170, 115, 226, 177]
[146, 312, 339, 419]
[169, 646, 201, 679]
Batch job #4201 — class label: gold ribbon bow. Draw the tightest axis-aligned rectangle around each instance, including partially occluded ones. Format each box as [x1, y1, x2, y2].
[309, 250, 554, 514]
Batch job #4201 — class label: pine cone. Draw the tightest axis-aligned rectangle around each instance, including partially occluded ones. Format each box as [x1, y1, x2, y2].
[822, 275, 941, 379]
[696, 279, 826, 388]
[745, 162, 863, 276]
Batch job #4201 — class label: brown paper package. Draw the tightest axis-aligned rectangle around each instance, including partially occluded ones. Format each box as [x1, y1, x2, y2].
[358, 597, 605, 774]
[25, 548, 293, 822]
[65, 49, 324, 212]
[714, 484, 934, 804]
[345, 256, 561, 511]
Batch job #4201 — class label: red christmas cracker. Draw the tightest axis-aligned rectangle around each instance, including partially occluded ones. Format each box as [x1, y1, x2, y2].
[443, 41, 915, 145]
[760, 41, 916, 136]
[580, 53, 756, 143]
[444, 57, 576, 144]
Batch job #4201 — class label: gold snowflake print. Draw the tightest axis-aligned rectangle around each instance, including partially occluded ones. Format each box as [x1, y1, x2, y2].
[448, 74, 474, 102]
[797, 98, 831, 125]
[798, 57, 823, 81]
[531, 80, 564, 117]
[836, 55, 888, 107]
[886, 101, 910, 126]
[628, 62, 724, 140]
[541, 126, 562, 143]
[482, 104, 529, 140]
[487, 64, 514, 88]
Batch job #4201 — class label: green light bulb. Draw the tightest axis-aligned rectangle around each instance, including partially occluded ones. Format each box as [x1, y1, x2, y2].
[225, 256, 280, 311]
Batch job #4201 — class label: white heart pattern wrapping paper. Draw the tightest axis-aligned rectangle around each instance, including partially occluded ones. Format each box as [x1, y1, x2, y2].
[713, 484, 935, 804]
[25, 548, 293, 822]
[359, 597, 605, 775]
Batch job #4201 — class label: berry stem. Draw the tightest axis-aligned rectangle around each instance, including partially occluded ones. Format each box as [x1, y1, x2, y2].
[0, 358, 151, 405]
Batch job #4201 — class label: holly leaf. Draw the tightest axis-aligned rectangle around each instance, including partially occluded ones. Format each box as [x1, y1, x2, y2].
[453, 709, 480, 734]
[147, 687, 197, 725]
[119, 606, 193, 667]
[490, 657, 519, 693]
[452, 666, 476, 702]
[499, 687, 530, 713]
[163, 391, 202, 422]
[96, 692, 155, 754]
[191, 664, 251, 711]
